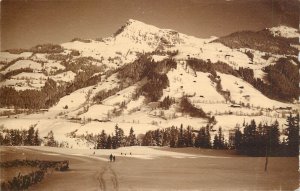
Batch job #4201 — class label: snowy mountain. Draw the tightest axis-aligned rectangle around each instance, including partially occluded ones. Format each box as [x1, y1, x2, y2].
[0, 19, 299, 148]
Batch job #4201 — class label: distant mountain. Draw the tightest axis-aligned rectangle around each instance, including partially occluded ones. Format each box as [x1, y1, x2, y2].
[267, 25, 299, 39]
[214, 28, 298, 55]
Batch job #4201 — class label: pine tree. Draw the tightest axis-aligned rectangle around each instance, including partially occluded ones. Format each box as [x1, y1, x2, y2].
[112, 134, 117, 149]
[213, 134, 219, 149]
[9, 130, 16, 145]
[217, 127, 225, 149]
[142, 131, 152, 146]
[33, 129, 41, 146]
[195, 127, 205, 148]
[106, 135, 112, 149]
[162, 128, 171, 146]
[3, 133, 11, 145]
[204, 125, 211, 148]
[45, 130, 57, 147]
[177, 124, 185, 147]
[234, 128, 242, 150]
[114, 124, 125, 148]
[119, 127, 125, 147]
[16, 129, 23, 145]
[170, 126, 178, 147]
[184, 126, 193, 147]
[268, 120, 280, 154]
[128, 127, 137, 146]
[242, 120, 257, 155]
[195, 125, 211, 148]
[213, 127, 225, 149]
[96, 130, 107, 149]
[21, 130, 27, 145]
[96, 135, 100, 149]
[285, 113, 299, 156]
[212, 127, 225, 149]
[194, 128, 201, 148]
[154, 129, 163, 146]
[255, 122, 267, 155]
[25, 126, 35, 146]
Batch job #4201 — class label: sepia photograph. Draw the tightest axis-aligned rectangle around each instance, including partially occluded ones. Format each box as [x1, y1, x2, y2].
[0, 0, 299, 190]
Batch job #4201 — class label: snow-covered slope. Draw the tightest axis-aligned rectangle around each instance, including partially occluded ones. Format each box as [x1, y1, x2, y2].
[218, 73, 290, 108]
[0, 19, 298, 148]
[268, 25, 299, 39]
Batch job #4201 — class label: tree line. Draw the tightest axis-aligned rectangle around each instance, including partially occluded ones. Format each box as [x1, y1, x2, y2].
[141, 114, 299, 156]
[94, 126, 138, 149]
[66, 125, 139, 149]
[232, 113, 299, 156]
[1, 114, 298, 156]
[142, 124, 212, 148]
[5, 44, 64, 55]
[0, 125, 59, 147]
[0, 125, 41, 146]
[0, 78, 65, 109]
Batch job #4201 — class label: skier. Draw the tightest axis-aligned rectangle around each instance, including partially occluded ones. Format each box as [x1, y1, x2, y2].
[109, 154, 113, 162]
[113, 155, 116, 162]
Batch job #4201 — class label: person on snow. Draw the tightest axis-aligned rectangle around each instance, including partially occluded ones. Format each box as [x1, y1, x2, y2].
[109, 154, 113, 162]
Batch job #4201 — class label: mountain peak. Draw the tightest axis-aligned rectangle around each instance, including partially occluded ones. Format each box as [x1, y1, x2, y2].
[113, 19, 160, 37]
[126, 19, 141, 24]
[125, 19, 160, 30]
[122, 19, 140, 28]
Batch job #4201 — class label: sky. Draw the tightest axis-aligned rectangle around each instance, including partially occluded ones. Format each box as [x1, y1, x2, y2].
[1, 0, 298, 50]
